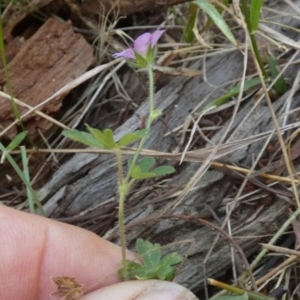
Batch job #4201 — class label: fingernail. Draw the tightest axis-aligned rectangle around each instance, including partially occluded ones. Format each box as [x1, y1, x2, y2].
[136, 281, 198, 300]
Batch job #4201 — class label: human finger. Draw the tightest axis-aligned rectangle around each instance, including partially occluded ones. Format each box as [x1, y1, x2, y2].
[0, 205, 135, 299]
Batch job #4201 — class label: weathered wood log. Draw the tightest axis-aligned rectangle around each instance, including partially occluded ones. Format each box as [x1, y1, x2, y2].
[38, 1, 300, 293]
[0, 17, 94, 138]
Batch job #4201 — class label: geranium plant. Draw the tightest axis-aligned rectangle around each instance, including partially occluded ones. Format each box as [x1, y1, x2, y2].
[63, 30, 182, 281]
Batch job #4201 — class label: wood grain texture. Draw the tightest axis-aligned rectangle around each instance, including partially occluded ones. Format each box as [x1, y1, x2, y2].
[38, 1, 300, 293]
[0, 17, 94, 137]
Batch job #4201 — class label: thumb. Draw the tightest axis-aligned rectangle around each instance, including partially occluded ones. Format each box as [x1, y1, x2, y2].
[84, 279, 198, 300]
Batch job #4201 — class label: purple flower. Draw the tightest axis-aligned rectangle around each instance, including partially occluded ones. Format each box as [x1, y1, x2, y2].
[113, 30, 165, 60]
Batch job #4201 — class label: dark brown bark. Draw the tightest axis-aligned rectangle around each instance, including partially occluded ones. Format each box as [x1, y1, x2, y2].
[0, 17, 94, 138]
[80, 0, 192, 17]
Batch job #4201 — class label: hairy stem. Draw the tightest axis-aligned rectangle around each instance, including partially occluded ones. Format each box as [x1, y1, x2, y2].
[115, 148, 124, 186]
[115, 148, 128, 278]
[124, 65, 155, 183]
[118, 186, 128, 279]
[117, 65, 155, 279]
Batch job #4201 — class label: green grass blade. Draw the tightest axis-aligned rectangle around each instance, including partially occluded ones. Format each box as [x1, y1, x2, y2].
[184, 3, 198, 43]
[21, 146, 34, 214]
[193, 0, 237, 45]
[250, 0, 263, 32]
[6, 132, 27, 151]
[202, 77, 262, 112]
[0, 143, 45, 215]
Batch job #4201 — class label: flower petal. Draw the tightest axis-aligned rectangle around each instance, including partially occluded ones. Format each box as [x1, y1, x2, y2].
[113, 48, 135, 59]
[150, 30, 165, 47]
[134, 33, 152, 56]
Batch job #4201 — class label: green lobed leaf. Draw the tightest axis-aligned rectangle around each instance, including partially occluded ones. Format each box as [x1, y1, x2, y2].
[136, 238, 162, 267]
[193, 0, 237, 45]
[118, 239, 182, 281]
[103, 128, 118, 148]
[117, 129, 148, 147]
[63, 129, 99, 147]
[250, 0, 263, 32]
[86, 125, 118, 149]
[6, 131, 27, 151]
[138, 157, 156, 173]
[157, 252, 183, 280]
[118, 260, 156, 280]
[150, 165, 176, 177]
[131, 163, 175, 180]
[130, 156, 175, 180]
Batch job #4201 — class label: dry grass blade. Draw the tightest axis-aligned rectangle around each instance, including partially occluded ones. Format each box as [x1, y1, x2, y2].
[260, 243, 300, 258]
[174, 34, 249, 209]
[0, 59, 122, 137]
[258, 24, 300, 50]
[152, 65, 202, 77]
[0, 91, 69, 131]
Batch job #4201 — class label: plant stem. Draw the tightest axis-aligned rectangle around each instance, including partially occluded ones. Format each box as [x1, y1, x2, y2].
[124, 65, 155, 183]
[115, 148, 124, 186]
[240, 0, 268, 79]
[117, 65, 155, 279]
[114, 148, 128, 278]
[118, 186, 128, 278]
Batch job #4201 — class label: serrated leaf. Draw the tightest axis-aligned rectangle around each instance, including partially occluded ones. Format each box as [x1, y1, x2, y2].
[103, 129, 118, 148]
[157, 253, 183, 280]
[118, 129, 147, 147]
[86, 125, 117, 149]
[194, 0, 237, 45]
[138, 157, 156, 173]
[250, 0, 263, 32]
[63, 129, 99, 147]
[160, 252, 183, 266]
[150, 165, 176, 177]
[136, 238, 162, 267]
[119, 260, 156, 280]
[157, 264, 176, 281]
[6, 131, 27, 151]
[118, 239, 182, 281]
[213, 293, 248, 300]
